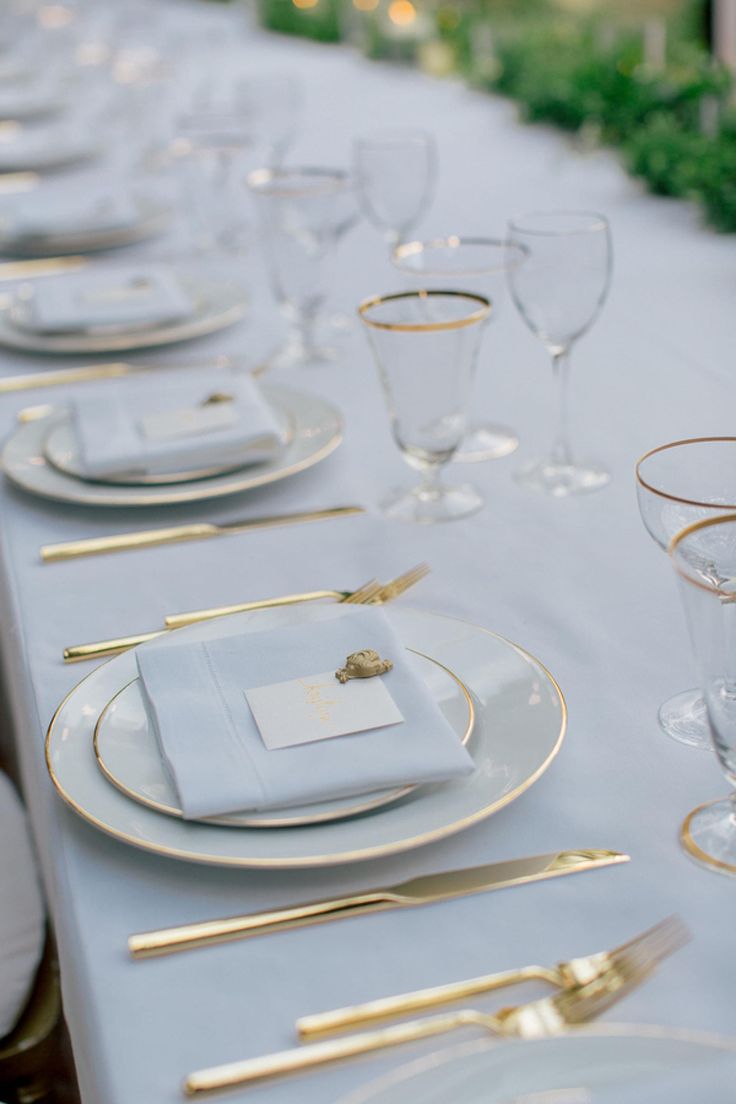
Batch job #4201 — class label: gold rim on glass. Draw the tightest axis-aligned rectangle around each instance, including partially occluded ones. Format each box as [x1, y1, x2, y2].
[392, 236, 525, 278]
[681, 798, 736, 875]
[636, 437, 736, 510]
[92, 651, 474, 828]
[45, 610, 566, 869]
[669, 512, 736, 596]
[246, 166, 350, 198]
[508, 210, 609, 236]
[358, 289, 491, 333]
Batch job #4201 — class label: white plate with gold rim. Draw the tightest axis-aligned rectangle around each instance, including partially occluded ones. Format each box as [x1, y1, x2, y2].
[45, 606, 566, 868]
[336, 1026, 736, 1104]
[0, 274, 246, 354]
[0, 196, 170, 257]
[2, 384, 342, 507]
[92, 651, 474, 829]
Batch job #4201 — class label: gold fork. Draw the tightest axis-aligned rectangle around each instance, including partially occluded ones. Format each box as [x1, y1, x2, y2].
[183, 920, 687, 1097]
[165, 563, 431, 629]
[62, 566, 430, 664]
[296, 916, 686, 1038]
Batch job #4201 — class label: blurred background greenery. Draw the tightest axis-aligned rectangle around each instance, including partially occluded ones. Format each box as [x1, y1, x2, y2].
[236, 0, 736, 232]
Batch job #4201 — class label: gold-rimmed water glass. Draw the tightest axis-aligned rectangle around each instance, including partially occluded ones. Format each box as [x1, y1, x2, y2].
[507, 210, 612, 497]
[392, 235, 525, 462]
[247, 166, 357, 369]
[353, 129, 437, 248]
[636, 437, 736, 750]
[358, 289, 491, 523]
[670, 514, 736, 875]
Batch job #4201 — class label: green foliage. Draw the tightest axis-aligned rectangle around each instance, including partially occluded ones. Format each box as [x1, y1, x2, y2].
[256, 0, 341, 42]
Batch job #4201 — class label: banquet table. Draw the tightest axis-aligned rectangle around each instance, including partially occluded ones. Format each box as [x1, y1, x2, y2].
[1, 4, 734, 1102]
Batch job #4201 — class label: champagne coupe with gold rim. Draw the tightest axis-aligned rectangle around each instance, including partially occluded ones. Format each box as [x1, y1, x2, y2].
[507, 210, 612, 497]
[670, 513, 736, 875]
[636, 437, 736, 750]
[247, 166, 357, 369]
[358, 289, 491, 524]
[353, 129, 437, 248]
[392, 235, 525, 462]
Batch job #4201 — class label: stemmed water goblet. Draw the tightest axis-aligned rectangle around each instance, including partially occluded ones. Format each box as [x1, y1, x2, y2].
[670, 513, 736, 875]
[248, 167, 357, 369]
[353, 129, 437, 248]
[358, 289, 491, 523]
[636, 437, 736, 750]
[507, 210, 612, 497]
[391, 235, 525, 461]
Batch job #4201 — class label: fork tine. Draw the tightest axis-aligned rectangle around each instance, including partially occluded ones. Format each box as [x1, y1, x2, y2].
[342, 580, 383, 605]
[376, 563, 431, 604]
[613, 915, 690, 976]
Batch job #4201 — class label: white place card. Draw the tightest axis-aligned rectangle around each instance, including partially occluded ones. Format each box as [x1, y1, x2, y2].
[245, 670, 404, 750]
[139, 402, 238, 442]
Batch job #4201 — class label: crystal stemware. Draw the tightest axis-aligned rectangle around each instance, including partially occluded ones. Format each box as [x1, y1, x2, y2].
[391, 235, 525, 461]
[358, 289, 491, 523]
[507, 210, 612, 497]
[636, 437, 736, 750]
[353, 128, 437, 247]
[248, 167, 357, 369]
[670, 513, 736, 875]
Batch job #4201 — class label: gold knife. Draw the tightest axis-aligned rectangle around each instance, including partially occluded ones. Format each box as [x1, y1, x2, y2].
[0, 256, 87, 281]
[0, 353, 241, 395]
[128, 850, 629, 960]
[41, 506, 365, 563]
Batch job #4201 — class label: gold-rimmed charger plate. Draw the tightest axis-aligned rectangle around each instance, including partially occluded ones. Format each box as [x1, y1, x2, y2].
[0, 273, 246, 354]
[2, 384, 342, 507]
[0, 198, 170, 257]
[45, 606, 566, 869]
[92, 650, 474, 829]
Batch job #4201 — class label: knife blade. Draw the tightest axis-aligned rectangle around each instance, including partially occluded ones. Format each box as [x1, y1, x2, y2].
[128, 850, 628, 960]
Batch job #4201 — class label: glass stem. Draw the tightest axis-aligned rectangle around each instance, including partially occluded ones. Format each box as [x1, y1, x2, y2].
[549, 348, 573, 468]
[295, 308, 319, 362]
[418, 462, 444, 499]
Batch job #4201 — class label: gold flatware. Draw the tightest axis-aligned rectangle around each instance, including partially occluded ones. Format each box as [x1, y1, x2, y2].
[62, 577, 384, 664]
[183, 925, 678, 1097]
[297, 915, 687, 1038]
[41, 506, 366, 563]
[0, 352, 243, 396]
[128, 850, 628, 961]
[0, 171, 38, 195]
[165, 563, 430, 629]
[63, 565, 429, 663]
[0, 256, 87, 281]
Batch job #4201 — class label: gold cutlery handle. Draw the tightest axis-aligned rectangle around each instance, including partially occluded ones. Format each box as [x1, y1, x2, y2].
[63, 630, 165, 664]
[42, 524, 220, 563]
[184, 1010, 484, 1096]
[296, 964, 560, 1038]
[0, 361, 131, 394]
[129, 892, 400, 960]
[164, 588, 347, 628]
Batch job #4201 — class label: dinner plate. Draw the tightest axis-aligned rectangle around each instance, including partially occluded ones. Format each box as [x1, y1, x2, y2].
[93, 651, 474, 828]
[336, 1026, 736, 1104]
[0, 197, 169, 257]
[0, 274, 247, 354]
[45, 606, 566, 867]
[3, 384, 342, 507]
[43, 402, 293, 486]
[0, 129, 99, 173]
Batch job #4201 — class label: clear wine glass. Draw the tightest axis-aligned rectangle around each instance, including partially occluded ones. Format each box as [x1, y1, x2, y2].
[358, 289, 491, 523]
[507, 210, 612, 497]
[248, 166, 357, 369]
[353, 128, 437, 247]
[670, 513, 736, 875]
[636, 437, 736, 750]
[391, 235, 525, 461]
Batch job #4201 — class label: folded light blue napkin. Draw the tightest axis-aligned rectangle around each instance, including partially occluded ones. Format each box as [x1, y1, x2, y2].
[5, 186, 139, 240]
[71, 370, 286, 478]
[15, 264, 192, 334]
[136, 605, 474, 818]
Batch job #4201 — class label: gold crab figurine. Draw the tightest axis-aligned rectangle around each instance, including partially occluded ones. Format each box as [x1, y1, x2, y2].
[335, 649, 393, 683]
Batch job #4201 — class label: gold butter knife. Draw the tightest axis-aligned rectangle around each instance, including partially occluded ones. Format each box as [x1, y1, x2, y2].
[0, 353, 242, 396]
[0, 256, 87, 281]
[128, 850, 629, 960]
[41, 506, 365, 563]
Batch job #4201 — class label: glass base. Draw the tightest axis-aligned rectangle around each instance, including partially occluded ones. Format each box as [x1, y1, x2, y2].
[658, 689, 711, 750]
[454, 423, 519, 463]
[381, 481, 483, 524]
[515, 457, 610, 498]
[260, 338, 338, 372]
[681, 798, 736, 876]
